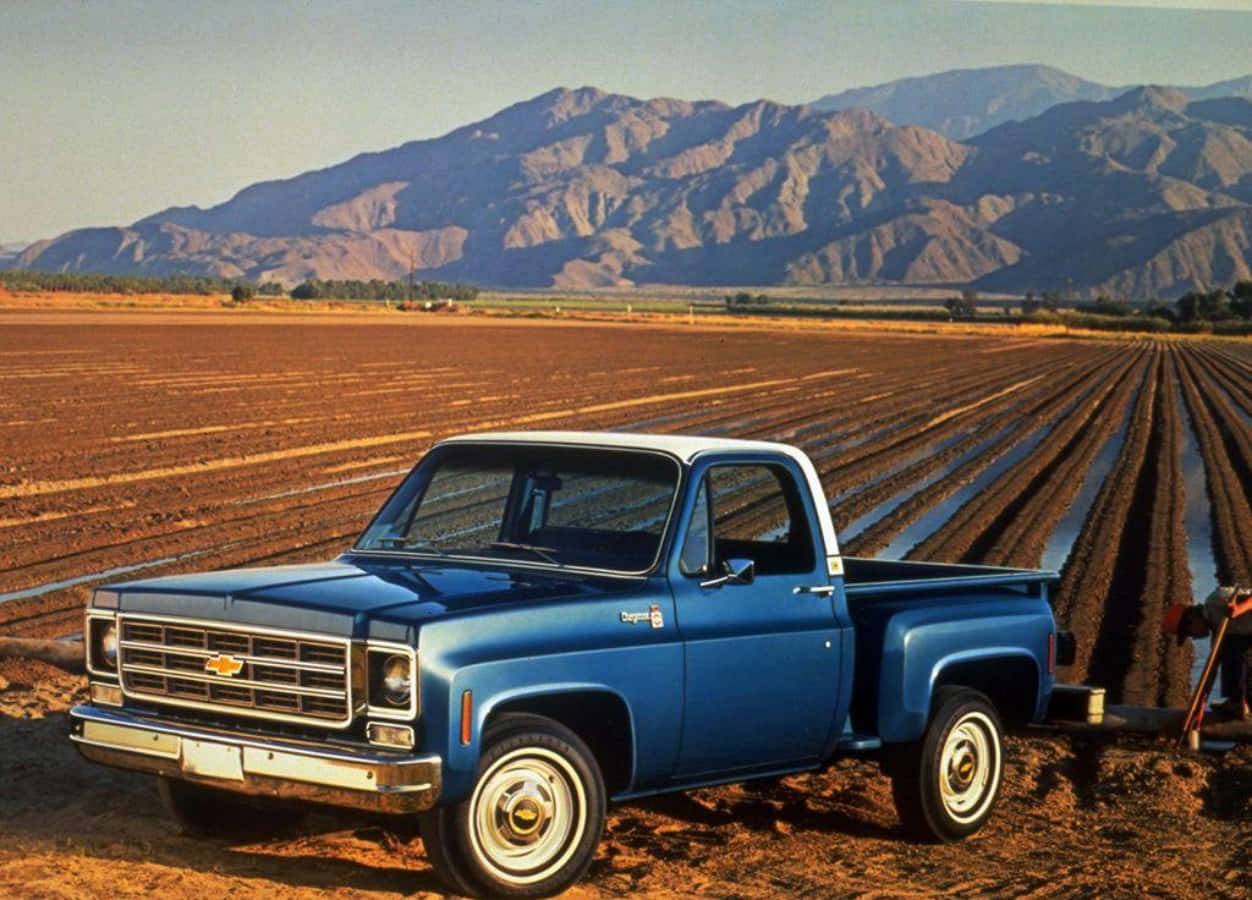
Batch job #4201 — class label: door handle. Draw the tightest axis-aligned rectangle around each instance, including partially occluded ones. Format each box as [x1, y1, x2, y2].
[793, 584, 835, 596]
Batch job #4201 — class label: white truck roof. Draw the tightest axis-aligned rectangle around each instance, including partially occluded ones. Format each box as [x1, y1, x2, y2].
[440, 430, 843, 568]
[443, 430, 795, 461]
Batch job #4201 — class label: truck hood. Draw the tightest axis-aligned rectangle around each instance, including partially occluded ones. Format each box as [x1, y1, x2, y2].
[106, 556, 644, 640]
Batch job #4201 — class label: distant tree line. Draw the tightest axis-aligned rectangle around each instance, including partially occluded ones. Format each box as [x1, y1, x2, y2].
[0, 270, 477, 304]
[1170, 282, 1252, 325]
[1020, 290, 1065, 315]
[289, 278, 478, 302]
[944, 289, 980, 318]
[1001, 281, 1252, 335]
[723, 291, 770, 308]
[0, 270, 284, 296]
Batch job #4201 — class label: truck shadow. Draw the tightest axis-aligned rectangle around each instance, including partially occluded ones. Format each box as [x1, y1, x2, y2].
[625, 777, 898, 842]
[1201, 755, 1252, 821]
[1028, 736, 1106, 812]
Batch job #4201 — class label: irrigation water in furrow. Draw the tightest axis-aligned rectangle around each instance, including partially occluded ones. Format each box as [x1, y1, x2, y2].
[907, 348, 1143, 563]
[1039, 386, 1136, 573]
[1115, 351, 1191, 707]
[836, 355, 1121, 560]
[1053, 347, 1164, 693]
[872, 347, 1137, 562]
[1177, 348, 1252, 586]
[966, 348, 1148, 568]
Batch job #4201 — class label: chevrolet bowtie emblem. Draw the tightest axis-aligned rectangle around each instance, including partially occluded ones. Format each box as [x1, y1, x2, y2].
[204, 654, 245, 677]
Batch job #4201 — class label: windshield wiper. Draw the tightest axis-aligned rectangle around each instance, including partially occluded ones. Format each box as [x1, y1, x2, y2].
[374, 535, 448, 556]
[489, 541, 562, 565]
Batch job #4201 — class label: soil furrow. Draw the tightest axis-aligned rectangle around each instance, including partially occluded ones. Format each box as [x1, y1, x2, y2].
[1053, 347, 1161, 690]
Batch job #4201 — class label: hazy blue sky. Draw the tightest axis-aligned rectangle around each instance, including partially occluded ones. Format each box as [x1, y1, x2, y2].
[3, 0, 1250, 242]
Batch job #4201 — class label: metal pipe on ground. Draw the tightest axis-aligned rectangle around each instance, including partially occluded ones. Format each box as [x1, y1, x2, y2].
[0, 636, 84, 673]
[1047, 685, 1252, 743]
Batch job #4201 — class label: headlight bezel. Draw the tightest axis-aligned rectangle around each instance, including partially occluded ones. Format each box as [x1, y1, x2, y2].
[85, 611, 120, 678]
[365, 643, 419, 721]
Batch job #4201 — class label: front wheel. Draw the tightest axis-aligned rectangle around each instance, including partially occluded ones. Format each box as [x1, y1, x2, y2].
[419, 713, 606, 898]
[890, 686, 1003, 842]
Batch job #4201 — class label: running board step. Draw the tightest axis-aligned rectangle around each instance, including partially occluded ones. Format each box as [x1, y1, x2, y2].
[835, 734, 882, 752]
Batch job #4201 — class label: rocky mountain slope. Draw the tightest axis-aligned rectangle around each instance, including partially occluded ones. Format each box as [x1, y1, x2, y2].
[13, 78, 1252, 299]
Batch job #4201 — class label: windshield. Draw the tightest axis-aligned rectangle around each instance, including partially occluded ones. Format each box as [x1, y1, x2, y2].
[354, 442, 681, 574]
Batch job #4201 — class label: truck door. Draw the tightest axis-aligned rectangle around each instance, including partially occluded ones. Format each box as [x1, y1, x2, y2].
[669, 459, 841, 777]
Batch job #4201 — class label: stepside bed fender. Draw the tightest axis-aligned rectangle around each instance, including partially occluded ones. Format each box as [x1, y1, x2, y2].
[876, 608, 1052, 743]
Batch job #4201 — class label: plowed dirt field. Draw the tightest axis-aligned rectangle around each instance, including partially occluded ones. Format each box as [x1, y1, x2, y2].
[2, 307, 1251, 898]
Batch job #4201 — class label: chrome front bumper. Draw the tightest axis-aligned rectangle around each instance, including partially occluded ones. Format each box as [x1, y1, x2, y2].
[69, 704, 441, 814]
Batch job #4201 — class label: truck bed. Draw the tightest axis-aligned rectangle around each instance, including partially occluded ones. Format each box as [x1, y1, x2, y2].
[841, 556, 1059, 739]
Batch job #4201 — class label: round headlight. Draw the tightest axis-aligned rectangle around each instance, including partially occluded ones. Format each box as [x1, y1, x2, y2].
[381, 654, 411, 705]
[100, 622, 118, 669]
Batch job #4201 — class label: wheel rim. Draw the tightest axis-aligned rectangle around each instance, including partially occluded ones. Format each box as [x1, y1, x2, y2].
[468, 747, 587, 886]
[937, 710, 1001, 824]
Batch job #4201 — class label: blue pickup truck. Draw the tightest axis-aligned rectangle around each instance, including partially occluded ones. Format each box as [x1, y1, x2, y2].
[71, 432, 1063, 898]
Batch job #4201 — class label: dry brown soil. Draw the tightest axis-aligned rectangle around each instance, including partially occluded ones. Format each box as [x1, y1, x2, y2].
[2, 659, 1250, 899]
[1, 308, 1251, 897]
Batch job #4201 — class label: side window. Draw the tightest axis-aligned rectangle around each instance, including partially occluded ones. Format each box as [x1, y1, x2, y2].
[707, 464, 815, 576]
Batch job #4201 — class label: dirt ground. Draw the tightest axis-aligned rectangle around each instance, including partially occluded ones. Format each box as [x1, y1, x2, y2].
[2, 657, 1249, 899]
[2, 308, 1252, 897]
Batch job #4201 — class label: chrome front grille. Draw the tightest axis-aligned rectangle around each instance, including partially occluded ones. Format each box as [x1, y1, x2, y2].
[116, 615, 354, 728]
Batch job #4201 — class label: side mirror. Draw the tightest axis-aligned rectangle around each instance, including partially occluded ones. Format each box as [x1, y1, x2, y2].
[700, 558, 755, 590]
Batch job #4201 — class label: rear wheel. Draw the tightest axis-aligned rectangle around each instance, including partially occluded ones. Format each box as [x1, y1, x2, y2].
[420, 713, 606, 898]
[157, 777, 306, 838]
[890, 686, 1003, 842]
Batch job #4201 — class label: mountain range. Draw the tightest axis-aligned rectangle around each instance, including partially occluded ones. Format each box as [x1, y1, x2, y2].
[12, 65, 1252, 300]
[0, 243, 29, 268]
[811, 63, 1252, 141]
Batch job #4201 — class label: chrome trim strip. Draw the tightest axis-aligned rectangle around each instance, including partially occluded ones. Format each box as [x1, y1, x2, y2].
[118, 639, 346, 674]
[108, 689, 355, 730]
[76, 718, 182, 759]
[120, 663, 348, 699]
[69, 705, 440, 814]
[117, 611, 356, 645]
[75, 731, 181, 761]
[75, 733, 181, 760]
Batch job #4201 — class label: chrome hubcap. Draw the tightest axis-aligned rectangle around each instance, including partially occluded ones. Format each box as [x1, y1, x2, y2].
[938, 711, 1000, 824]
[469, 747, 586, 886]
[497, 780, 552, 842]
